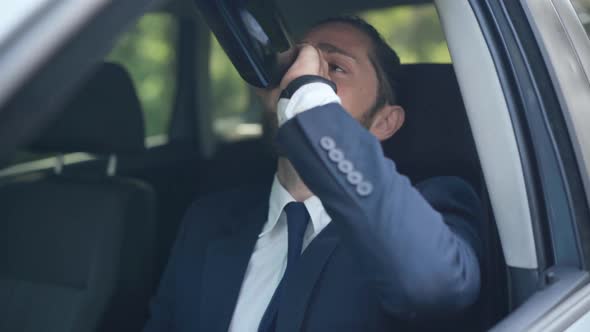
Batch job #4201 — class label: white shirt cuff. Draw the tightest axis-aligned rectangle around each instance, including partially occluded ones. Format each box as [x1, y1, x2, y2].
[277, 82, 341, 127]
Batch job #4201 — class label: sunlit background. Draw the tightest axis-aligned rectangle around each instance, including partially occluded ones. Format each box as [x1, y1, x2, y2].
[6, 1, 590, 170]
[106, 4, 451, 142]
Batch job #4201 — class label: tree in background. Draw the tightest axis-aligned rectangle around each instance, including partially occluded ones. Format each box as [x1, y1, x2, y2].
[107, 4, 451, 140]
[108, 15, 177, 138]
[362, 5, 451, 63]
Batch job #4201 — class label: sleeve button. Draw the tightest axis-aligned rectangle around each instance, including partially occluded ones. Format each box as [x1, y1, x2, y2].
[328, 148, 344, 163]
[338, 160, 354, 174]
[356, 181, 373, 196]
[347, 171, 363, 185]
[320, 136, 336, 151]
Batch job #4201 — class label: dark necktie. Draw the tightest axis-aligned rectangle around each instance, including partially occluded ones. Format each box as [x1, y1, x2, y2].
[258, 202, 310, 332]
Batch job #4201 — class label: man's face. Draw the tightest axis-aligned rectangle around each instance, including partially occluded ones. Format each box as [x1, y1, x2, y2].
[260, 21, 404, 152]
[301, 22, 381, 122]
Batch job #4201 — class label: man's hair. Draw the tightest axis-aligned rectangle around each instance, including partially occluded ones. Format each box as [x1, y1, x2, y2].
[312, 16, 401, 114]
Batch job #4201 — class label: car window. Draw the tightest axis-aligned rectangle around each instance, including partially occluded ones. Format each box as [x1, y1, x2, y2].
[208, 4, 450, 143]
[0, 13, 177, 170]
[107, 13, 178, 140]
[360, 4, 452, 63]
[571, 0, 590, 35]
[210, 34, 263, 142]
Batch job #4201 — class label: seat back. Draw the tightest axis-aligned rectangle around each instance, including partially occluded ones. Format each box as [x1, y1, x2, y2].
[384, 64, 507, 330]
[382, 64, 481, 189]
[0, 63, 157, 332]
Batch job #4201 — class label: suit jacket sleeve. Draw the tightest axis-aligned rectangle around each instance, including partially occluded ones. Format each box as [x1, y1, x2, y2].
[276, 103, 483, 318]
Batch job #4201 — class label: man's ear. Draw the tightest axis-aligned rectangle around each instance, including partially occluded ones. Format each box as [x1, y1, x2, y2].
[369, 105, 405, 142]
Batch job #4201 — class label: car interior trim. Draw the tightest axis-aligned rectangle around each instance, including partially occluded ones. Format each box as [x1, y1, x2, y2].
[490, 267, 589, 331]
[194, 19, 217, 158]
[508, 267, 543, 309]
[527, 271, 590, 331]
[436, 0, 538, 269]
[168, 18, 199, 144]
[521, 0, 590, 243]
[474, 0, 553, 274]
[494, 0, 587, 270]
[0, 0, 108, 107]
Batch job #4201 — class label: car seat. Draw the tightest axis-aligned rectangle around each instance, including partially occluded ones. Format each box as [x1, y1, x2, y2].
[0, 63, 157, 332]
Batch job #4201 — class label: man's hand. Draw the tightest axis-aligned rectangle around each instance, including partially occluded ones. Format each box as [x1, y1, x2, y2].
[256, 44, 329, 114]
[279, 44, 329, 90]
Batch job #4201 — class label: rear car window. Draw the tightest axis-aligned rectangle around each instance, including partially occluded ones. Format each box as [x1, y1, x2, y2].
[360, 4, 452, 63]
[108, 13, 178, 139]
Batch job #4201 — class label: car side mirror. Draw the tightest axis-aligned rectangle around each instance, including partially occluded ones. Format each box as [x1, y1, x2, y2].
[194, 0, 297, 88]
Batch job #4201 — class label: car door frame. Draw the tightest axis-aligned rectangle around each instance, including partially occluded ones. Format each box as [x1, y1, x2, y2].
[437, 0, 590, 330]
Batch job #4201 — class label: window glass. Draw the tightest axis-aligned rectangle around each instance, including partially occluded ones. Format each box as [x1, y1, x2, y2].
[107, 14, 177, 138]
[360, 4, 452, 63]
[571, 0, 590, 36]
[2, 14, 177, 170]
[210, 34, 262, 142]
[208, 4, 449, 142]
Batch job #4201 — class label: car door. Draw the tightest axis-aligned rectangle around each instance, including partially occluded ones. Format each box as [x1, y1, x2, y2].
[507, 0, 590, 330]
[437, 0, 590, 330]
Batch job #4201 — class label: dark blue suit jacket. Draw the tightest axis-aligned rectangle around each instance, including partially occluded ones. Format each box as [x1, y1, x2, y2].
[143, 103, 483, 332]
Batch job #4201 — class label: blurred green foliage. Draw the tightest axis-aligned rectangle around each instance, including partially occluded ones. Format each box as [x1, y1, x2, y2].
[106, 5, 450, 141]
[209, 4, 451, 138]
[361, 5, 451, 63]
[210, 36, 250, 119]
[107, 14, 177, 137]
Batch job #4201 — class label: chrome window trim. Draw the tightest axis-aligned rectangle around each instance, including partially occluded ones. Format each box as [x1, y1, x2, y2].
[529, 280, 590, 331]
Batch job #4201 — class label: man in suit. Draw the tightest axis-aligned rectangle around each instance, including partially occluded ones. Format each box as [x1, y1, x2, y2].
[144, 16, 482, 332]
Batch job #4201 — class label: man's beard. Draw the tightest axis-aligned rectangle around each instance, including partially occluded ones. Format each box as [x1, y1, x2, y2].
[361, 100, 380, 129]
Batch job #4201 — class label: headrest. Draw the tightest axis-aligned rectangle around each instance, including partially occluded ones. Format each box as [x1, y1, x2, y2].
[31, 62, 145, 154]
[382, 64, 481, 188]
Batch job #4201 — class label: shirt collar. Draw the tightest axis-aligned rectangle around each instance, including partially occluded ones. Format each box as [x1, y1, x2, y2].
[260, 175, 331, 238]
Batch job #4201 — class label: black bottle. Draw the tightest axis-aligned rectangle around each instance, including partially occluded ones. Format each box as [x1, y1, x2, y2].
[195, 0, 297, 88]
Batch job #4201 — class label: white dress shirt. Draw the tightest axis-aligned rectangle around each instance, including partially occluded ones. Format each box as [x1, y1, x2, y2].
[276, 81, 341, 127]
[228, 80, 339, 331]
[227, 176, 332, 332]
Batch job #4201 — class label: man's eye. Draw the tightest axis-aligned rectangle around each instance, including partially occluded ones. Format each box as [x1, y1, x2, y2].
[329, 64, 345, 73]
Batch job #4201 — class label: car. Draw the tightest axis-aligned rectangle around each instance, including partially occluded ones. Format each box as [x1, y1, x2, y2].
[0, 0, 589, 331]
